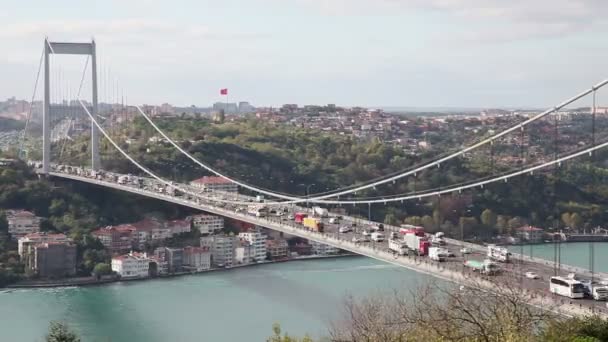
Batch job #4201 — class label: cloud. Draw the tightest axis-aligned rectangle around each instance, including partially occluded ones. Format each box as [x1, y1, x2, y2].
[292, 0, 608, 43]
[0, 18, 270, 43]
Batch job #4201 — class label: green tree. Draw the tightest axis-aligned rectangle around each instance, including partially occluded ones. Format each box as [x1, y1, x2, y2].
[0, 210, 7, 233]
[404, 216, 422, 226]
[92, 263, 112, 277]
[496, 215, 509, 234]
[46, 321, 80, 342]
[562, 212, 572, 227]
[570, 212, 583, 230]
[267, 323, 313, 342]
[480, 209, 497, 228]
[384, 213, 398, 226]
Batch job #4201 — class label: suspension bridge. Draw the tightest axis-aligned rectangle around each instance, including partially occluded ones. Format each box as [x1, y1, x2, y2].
[17, 39, 608, 318]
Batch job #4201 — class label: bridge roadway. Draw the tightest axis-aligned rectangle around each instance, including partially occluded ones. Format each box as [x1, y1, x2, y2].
[42, 168, 608, 318]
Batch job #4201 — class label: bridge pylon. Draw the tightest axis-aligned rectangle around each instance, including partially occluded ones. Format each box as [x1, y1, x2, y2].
[42, 38, 100, 174]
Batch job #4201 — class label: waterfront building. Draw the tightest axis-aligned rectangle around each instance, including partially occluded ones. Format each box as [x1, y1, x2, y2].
[266, 239, 289, 260]
[516, 226, 545, 243]
[92, 225, 134, 254]
[6, 210, 41, 240]
[111, 252, 151, 279]
[310, 241, 340, 256]
[154, 247, 184, 273]
[191, 214, 224, 235]
[183, 246, 211, 272]
[234, 240, 253, 265]
[28, 242, 77, 278]
[238, 228, 267, 262]
[18, 232, 70, 257]
[189, 176, 238, 193]
[201, 234, 237, 267]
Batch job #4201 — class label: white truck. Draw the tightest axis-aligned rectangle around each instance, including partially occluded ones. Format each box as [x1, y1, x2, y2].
[465, 259, 500, 275]
[312, 206, 329, 217]
[593, 286, 608, 301]
[371, 232, 385, 242]
[431, 232, 446, 246]
[389, 238, 409, 256]
[429, 247, 449, 262]
[487, 244, 511, 262]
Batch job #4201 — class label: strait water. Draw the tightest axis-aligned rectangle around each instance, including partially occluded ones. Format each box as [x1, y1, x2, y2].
[0, 242, 606, 342]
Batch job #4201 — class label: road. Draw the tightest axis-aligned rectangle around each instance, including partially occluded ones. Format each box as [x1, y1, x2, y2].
[36, 163, 608, 317]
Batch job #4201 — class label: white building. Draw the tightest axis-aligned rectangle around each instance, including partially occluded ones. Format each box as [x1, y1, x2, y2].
[234, 240, 253, 265]
[111, 252, 151, 279]
[190, 176, 238, 193]
[6, 210, 41, 239]
[191, 215, 224, 235]
[201, 235, 236, 267]
[310, 241, 340, 256]
[238, 228, 267, 262]
[183, 246, 211, 272]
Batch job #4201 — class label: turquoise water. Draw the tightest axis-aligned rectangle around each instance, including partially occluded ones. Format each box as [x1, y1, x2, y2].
[1, 242, 605, 342]
[508, 242, 608, 273]
[0, 257, 429, 342]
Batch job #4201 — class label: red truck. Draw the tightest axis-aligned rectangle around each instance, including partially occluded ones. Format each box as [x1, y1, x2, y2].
[399, 225, 425, 236]
[294, 213, 307, 224]
[404, 233, 430, 256]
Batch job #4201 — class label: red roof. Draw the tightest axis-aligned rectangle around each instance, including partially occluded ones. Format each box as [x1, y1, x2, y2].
[191, 176, 232, 185]
[8, 210, 36, 218]
[24, 232, 67, 240]
[131, 219, 163, 232]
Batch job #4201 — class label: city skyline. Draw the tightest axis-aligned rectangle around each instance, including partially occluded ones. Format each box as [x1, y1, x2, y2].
[1, 0, 607, 108]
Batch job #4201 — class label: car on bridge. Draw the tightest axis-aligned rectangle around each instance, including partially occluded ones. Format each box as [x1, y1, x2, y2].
[525, 271, 539, 279]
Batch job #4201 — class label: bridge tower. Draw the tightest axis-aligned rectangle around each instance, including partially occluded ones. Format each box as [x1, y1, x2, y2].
[42, 38, 100, 174]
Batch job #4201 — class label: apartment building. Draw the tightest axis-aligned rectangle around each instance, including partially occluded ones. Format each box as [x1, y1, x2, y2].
[6, 210, 41, 239]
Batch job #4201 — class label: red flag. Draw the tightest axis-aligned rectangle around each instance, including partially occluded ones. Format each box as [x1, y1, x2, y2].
[220, 88, 228, 95]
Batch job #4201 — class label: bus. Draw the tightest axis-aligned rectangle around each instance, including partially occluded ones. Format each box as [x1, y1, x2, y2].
[550, 276, 585, 299]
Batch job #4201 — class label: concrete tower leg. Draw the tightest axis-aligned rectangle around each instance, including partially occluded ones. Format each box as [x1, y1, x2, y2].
[91, 40, 100, 170]
[42, 39, 51, 174]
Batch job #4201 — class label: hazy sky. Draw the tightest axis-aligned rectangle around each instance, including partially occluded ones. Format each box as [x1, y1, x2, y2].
[1, 0, 607, 108]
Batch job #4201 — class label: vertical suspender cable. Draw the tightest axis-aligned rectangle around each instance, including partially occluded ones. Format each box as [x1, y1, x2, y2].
[19, 46, 45, 159]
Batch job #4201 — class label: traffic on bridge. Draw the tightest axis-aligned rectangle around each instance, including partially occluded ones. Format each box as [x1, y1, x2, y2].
[34, 161, 608, 318]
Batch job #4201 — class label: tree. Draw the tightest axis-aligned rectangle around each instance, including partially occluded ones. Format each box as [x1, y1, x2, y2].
[458, 216, 478, 239]
[92, 263, 112, 277]
[508, 216, 524, 231]
[496, 215, 509, 234]
[46, 321, 80, 342]
[0, 210, 7, 233]
[267, 323, 314, 342]
[421, 215, 434, 231]
[404, 216, 422, 226]
[480, 209, 497, 228]
[384, 213, 398, 226]
[562, 212, 572, 227]
[570, 212, 583, 230]
[329, 279, 558, 342]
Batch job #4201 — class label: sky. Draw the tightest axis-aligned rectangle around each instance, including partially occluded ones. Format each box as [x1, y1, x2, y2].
[1, 0, 607, 108]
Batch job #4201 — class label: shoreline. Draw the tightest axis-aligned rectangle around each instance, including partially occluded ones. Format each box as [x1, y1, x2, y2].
[4, 254, 359, 290]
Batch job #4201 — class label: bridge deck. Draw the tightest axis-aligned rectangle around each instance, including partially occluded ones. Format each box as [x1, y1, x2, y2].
[43, 170, 608, 318]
